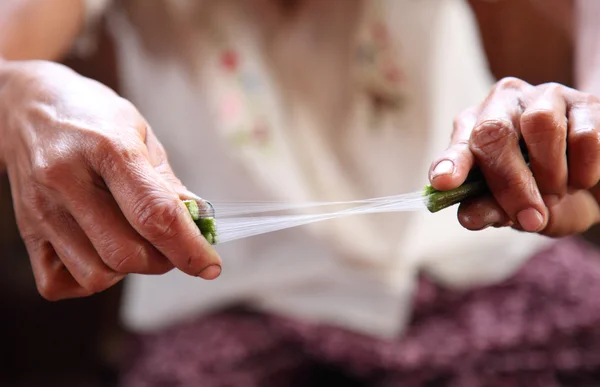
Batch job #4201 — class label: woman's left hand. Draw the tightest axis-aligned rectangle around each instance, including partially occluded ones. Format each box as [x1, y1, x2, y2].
[429, 77, 600, 237]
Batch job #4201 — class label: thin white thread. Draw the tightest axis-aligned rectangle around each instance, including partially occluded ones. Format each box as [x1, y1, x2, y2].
[211, 190, 426, 244]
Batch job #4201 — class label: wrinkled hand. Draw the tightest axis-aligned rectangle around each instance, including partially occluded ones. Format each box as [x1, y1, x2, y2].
[0, 61, 221, 301]
[429, 77, 600, 237]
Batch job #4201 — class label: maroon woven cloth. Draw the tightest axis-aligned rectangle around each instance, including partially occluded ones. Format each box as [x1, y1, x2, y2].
[120, 237, 600, 387]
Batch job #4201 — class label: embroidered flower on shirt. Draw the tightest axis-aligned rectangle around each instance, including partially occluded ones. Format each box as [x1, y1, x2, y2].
[371, 22, 390, 46]
[215, 47, 274, 153]
[220, 50, 239, 72]
[220, 92, 243, 125]
[385, 66, 404, 84]
[352, 1, 411, 130]
[240, 71, 262, 93]
[251, 119, 270, 146]
[356, 45, 377, 65]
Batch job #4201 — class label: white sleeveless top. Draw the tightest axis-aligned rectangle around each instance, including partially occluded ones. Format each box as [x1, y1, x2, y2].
[79, 0, 550, 338]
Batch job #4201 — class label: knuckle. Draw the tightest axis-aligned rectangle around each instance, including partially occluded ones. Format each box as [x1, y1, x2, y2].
[521, 108, 561, 131]
[495, 77, 526, 91]
[37, 287, 61, 301]
[574, 92, 600, 107]
[26, 101, 55, 126]
[521, 109, 566, 145]
[21, 186, 53, 224]
[453, 107, 476, 128]
[32, 153, 79, 191]
[80, 272, 115, 294]
[31, 163, 54, 190]
[569, 127, 600, 149]
[134, 196, 183, 241]
[103, 243, 147, 273]
[117, 96, 143, 118]
[95, 135, 143, 173]
[36, 275, 63, 301]
[470, 119, 517, 157]
[115, 97, 148, 134]
[449, 139, 470, 156]
[542, 82, 564, 95]
[20, 232, 40, 248]
[97, 135, 139, 158]
[569, 129, 600, 182]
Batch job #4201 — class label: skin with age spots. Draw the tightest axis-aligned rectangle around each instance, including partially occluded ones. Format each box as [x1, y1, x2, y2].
[429, 78, 600, 237]
[0, 61, 222, 301]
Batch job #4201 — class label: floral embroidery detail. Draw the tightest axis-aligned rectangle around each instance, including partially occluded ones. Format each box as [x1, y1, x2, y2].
[353, 0, 409, 125]
[371, 22, 390, 46]
[385, 66, 403, 84]
[214, 46, 274, 153]
[220, 50, 239, 72]
[220, 92, 243, 124]
[226, 121, 273, 152]
[355, 45, 377, 65]
[213, 0, 410, 148]
[240, 72, 262, 93]
[251, 119, 270, 146]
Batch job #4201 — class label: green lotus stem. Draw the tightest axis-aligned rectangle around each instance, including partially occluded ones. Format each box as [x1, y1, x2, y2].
[424, 139, 530, 213]
[183, 199, 218, 245]
[423, 180, 488, 213]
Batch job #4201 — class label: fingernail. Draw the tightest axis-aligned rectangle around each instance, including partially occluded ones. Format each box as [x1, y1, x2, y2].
[432, 160, 455, 178]
[516, 208, 544, 232]
[198, 264, 221, 280]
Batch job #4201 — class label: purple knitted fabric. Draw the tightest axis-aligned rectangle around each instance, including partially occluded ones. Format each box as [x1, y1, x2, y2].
[120, 237, 600, 387]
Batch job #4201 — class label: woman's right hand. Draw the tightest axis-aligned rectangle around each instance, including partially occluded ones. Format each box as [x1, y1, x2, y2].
[0, 60, 222, 301]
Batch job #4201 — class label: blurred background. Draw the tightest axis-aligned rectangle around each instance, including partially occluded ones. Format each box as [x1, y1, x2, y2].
[0, 0, 594, 386]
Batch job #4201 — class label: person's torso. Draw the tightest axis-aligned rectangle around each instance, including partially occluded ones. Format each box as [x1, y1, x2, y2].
[101, 0, 550, 337]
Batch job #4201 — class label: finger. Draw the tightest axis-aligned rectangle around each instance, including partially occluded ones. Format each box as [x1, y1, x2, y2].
[28, 150, 174, 276]
[25, 238, 92, 301]
[58, 175, 174, 275]
[91, 136, 222, 279]
[469, 87, 547, 233]
[520, 85, 568, 201]
[543, 189, 600, 237]
[567, 101, 600, 190]
[457, 196, 510, 230]
[8, 172, 92, 300]
[429, 106, 479, 190]
[43, 209, 125, 294]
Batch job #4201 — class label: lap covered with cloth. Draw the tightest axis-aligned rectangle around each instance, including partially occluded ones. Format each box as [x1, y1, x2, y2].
[121, 238, 600, 387]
